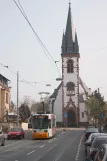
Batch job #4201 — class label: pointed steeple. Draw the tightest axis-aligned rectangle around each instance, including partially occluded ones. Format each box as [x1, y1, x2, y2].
[64, 2, 73, 53]
[74, 30, 79, 53]
[61, 2, 80, 56]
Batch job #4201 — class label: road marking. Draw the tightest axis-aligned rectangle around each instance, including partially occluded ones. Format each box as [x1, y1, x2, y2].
[75, 135, 83, 161]
[40, 144, 45, 148]
[49, 140, 53, 143]
[48, 144, 57, 152]
[52, 144, 69, 161]
[5, 146, 17, 152]
[0, 140, 24, 149]
[27, 150, 35, 155]
[35, 144, 57, 161]
[58, 135, 60, 136]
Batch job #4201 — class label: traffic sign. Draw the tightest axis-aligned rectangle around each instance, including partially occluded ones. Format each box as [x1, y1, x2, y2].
[100, 114, 104, 118]
[64, 113, 67, 118]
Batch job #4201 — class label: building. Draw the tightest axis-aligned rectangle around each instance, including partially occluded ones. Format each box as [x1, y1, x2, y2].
[50, 3, 91, 126]
[0, 74, 11, 122]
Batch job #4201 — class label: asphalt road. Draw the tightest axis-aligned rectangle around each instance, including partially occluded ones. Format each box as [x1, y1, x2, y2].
[0, 129, 85, 161]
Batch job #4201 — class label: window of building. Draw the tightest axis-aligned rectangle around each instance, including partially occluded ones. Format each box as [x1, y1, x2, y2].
[82, 112, 84, 118]
[66, 82, 75, 95]
[6, 93, 8, 104]
[67, 59, 74, 73]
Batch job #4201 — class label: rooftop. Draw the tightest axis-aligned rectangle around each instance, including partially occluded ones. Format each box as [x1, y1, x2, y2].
[0, 74, 10, 81]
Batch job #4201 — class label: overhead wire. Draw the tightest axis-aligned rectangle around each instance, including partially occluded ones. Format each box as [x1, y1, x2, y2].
[0, 62, 56, 87]
[14, 0, 54, 68]
[14, 0, 61, 77]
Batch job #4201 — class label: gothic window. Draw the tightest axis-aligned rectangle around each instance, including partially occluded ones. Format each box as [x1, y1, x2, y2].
[67, 59, 74, 73]
[66, 82, 75, 95]
[82, 112, 84, 118]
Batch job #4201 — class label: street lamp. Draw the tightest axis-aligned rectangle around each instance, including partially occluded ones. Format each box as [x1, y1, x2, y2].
[56, 78, 63, 81]
[38, 92, 50, 113]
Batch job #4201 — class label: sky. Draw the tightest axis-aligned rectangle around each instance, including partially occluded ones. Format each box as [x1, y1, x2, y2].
[0, 0, 107, 104]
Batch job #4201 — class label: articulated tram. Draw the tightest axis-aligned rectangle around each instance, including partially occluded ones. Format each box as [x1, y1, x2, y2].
[28, 113, 56, 139]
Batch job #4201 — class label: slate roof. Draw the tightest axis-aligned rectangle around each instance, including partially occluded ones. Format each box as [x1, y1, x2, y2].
[50, 83, 62, 99]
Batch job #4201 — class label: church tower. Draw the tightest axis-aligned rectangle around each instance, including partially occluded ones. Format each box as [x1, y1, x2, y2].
[61, 2, 80, 127]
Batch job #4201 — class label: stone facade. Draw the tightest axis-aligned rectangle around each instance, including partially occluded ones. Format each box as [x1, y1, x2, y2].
[0, 74, 11, 122]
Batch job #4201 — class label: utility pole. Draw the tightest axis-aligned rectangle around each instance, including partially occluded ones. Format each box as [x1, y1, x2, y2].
[17, 71, 19, 127]
[98, 88, 101, 128]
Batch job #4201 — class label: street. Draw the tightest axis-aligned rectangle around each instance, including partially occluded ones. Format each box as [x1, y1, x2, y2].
[0, 129, 85, 161]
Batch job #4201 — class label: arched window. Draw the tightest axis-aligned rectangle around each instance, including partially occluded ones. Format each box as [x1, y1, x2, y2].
[66, 82, 75, 95]
[67, 59, 74, 73]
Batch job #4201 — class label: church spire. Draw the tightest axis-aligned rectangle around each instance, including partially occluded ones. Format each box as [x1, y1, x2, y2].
[62, 2, 74, 54]
[65, 2, 73, 51]
[61, 2, 80, 55]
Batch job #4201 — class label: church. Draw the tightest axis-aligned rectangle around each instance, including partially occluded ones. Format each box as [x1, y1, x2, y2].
[50, 3, 91, 127]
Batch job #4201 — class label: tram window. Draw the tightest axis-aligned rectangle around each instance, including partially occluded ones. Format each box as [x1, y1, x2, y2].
[52, 119, 55, 127]
[48, 120, 51, 129]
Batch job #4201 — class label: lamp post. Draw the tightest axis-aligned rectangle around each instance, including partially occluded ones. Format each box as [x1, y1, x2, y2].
[17, 71, 19, 127]
[38, 92, 50, 113]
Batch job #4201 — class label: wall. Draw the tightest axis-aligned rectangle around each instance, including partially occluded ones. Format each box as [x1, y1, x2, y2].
[1, 89, 5, 121]
[62, 56, 79, 108]
[53, 86, 62, 122]
[0, 89, 10, 122]
[21, 123, 28, 130]
[79, 102, 88, 123]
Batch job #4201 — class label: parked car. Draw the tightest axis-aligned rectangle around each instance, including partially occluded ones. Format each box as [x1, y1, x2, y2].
[94, 144, 107, 161]
[85, 127, 99, 141]
[88, 136, 107, 160]
[85, 133, 107, 156]
[87, 125, 97, 128]
[0, 130, 5, 146]
[7, 127, 25, 139]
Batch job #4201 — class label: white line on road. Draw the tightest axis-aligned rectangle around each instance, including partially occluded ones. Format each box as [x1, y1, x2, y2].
[0, 140, 24, 149]
[52, 144, 69, 161]
[27, 150, 35, 155]
[48, 140, 53, 143]
[48, 144, 57, 151]
[75, 135, 83, 161]
[5, 147, 17, 152]
[40, 144, 45, 148]
[58, 135, 60, 136]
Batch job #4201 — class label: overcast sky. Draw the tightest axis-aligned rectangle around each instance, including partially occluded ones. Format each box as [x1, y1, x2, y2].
[0, 0, 107, 103]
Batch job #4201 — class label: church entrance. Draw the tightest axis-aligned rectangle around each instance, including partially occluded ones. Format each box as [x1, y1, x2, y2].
[67, 110, 76, 127]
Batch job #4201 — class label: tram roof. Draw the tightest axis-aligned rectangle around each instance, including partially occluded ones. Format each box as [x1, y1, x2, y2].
[31, 113, 56, 119]
[32, 113, 55, 116]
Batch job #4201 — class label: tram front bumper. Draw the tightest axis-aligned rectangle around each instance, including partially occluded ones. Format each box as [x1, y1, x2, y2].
[32, 132, 49, 139]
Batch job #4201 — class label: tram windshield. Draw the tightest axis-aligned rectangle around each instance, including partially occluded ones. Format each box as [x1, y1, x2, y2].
[32, 115, 50, 129]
